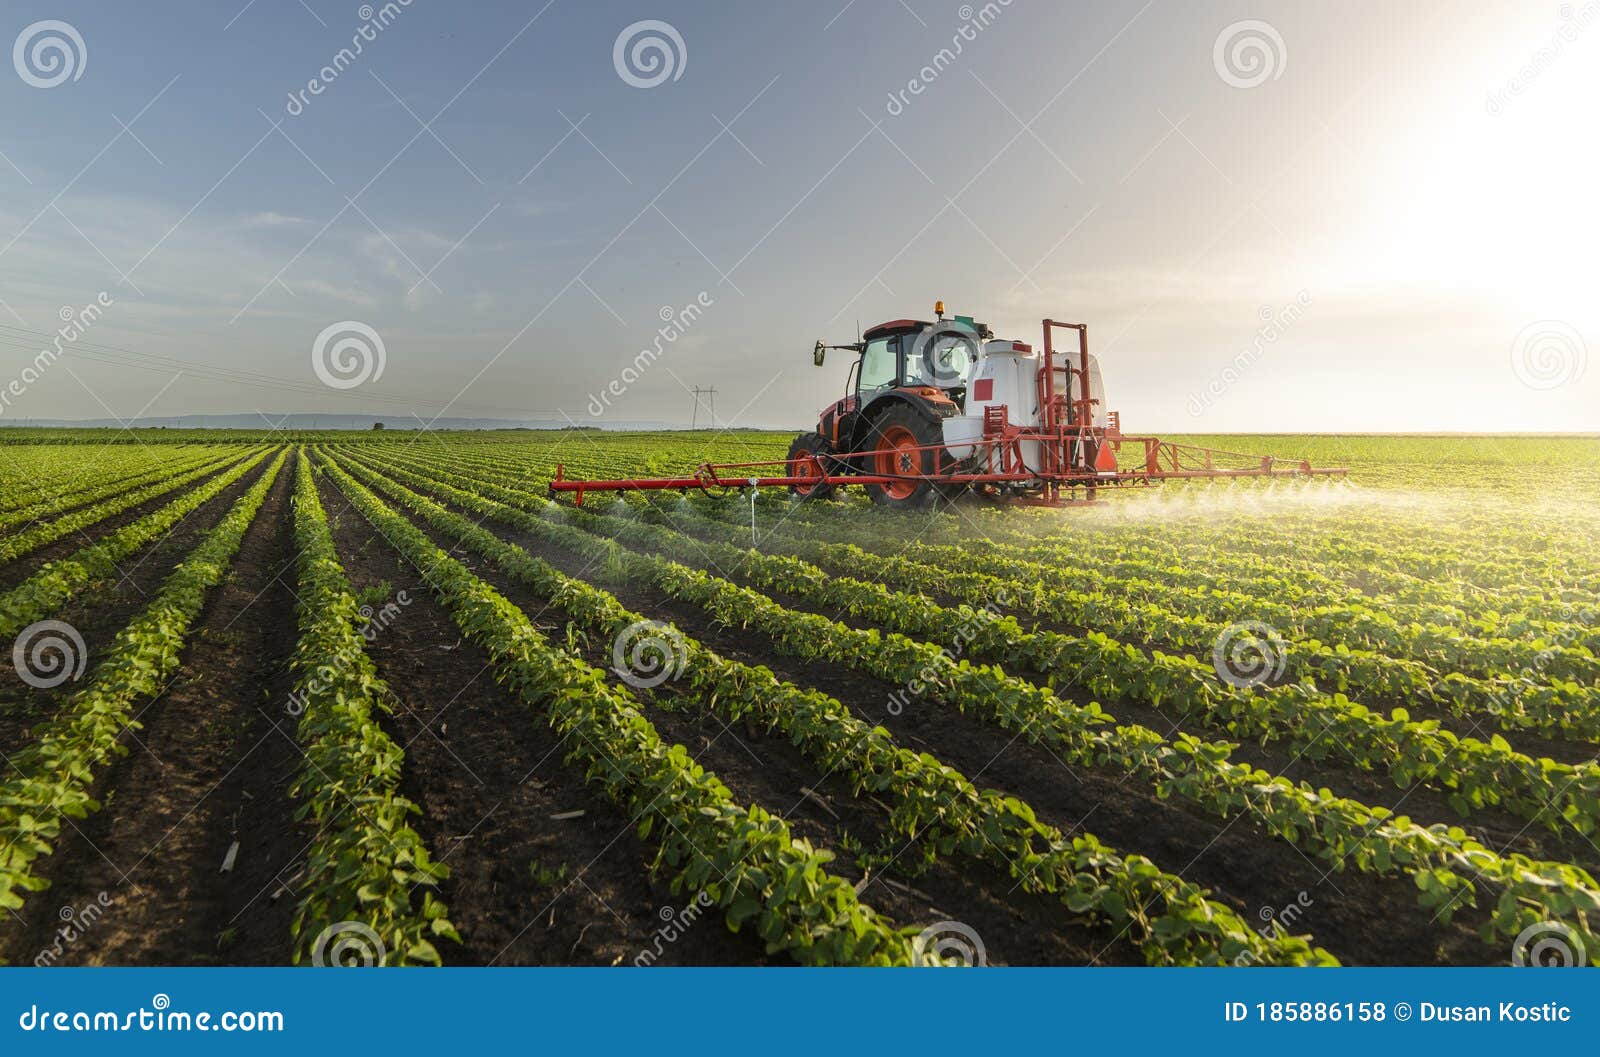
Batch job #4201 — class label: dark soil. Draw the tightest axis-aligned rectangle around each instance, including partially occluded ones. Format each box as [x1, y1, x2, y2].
[313, 468, 763, 966]
[0, 455, 302, 966]
[358, 470, 1129, 967]
[616, 512, 1600, 876]
[5, 445, 1577, 967]
[0, 456, 272, 760]
[0, 454, 242, 594]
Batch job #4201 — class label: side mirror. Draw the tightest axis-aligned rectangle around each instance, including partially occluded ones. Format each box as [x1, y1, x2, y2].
[813, 340, 826, 367]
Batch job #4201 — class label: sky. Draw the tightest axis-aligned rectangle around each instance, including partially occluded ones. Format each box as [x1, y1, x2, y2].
[0, 0, 1595, 432]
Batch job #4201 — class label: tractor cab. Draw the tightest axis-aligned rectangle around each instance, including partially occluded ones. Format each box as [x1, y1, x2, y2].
[798, 303, 994, 507]
[810, 306, 991, 449]
[855, 316, 988, 407]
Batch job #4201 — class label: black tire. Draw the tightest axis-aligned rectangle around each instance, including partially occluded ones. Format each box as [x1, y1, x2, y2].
[786, 432, 837, 500]
[860, 405, 949, 510]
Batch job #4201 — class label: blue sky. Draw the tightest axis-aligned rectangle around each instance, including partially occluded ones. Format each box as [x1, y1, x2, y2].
[0, 0, 1595, 430]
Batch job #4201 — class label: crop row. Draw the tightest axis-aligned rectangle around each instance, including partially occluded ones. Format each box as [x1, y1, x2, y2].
[286, 452, 458, 965]
[0, 447, 226, 534]
[684, 479, 1600, 649]
[0, 450, 248, 564]
[348, 447, 1600, 958]
[332, 450, 1332, 966]
[374, 440, 1600, 624]
[381, 448, 1600, 837]
[938, 491, 1600, 592]
[872, 524, 1600, 681]
[0, 451, 285, 919]
[684, 492, 1600, 685]
[661, 503, 1600, 744]
[315, 452, 920, 966]
[0, 449, 271, 641]
[625, 505, 1600, 838]
[719, 489, 1600, 641]
[0, 446, 207, 515]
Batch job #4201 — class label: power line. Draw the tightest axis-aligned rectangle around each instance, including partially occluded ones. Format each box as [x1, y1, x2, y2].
[690, 385, 716, 429]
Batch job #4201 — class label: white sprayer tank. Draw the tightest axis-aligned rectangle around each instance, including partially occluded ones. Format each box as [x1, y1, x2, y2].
[944, 340, 1038, 467]
[944, 340, 1108, 474]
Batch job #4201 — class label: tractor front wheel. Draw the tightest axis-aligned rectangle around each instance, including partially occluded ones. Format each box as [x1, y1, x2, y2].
[862, 407, 948, 510]
[786, 432, 837, 500]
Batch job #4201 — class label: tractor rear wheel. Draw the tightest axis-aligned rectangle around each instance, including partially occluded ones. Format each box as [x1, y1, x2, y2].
[862, 406, 947, 510]
[786, 432, 837, 500]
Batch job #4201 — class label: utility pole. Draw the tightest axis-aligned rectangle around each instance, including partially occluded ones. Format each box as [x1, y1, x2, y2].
[690, 386, 717, 430]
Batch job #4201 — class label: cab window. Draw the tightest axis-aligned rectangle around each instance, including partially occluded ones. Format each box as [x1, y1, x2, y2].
[858, 337, 898, 395]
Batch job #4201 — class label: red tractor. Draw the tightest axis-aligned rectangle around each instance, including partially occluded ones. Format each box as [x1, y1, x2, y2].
[550, 303, 1345, 509]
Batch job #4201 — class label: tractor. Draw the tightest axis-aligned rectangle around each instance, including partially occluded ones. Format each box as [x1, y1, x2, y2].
[549, 302, 1345, 508]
